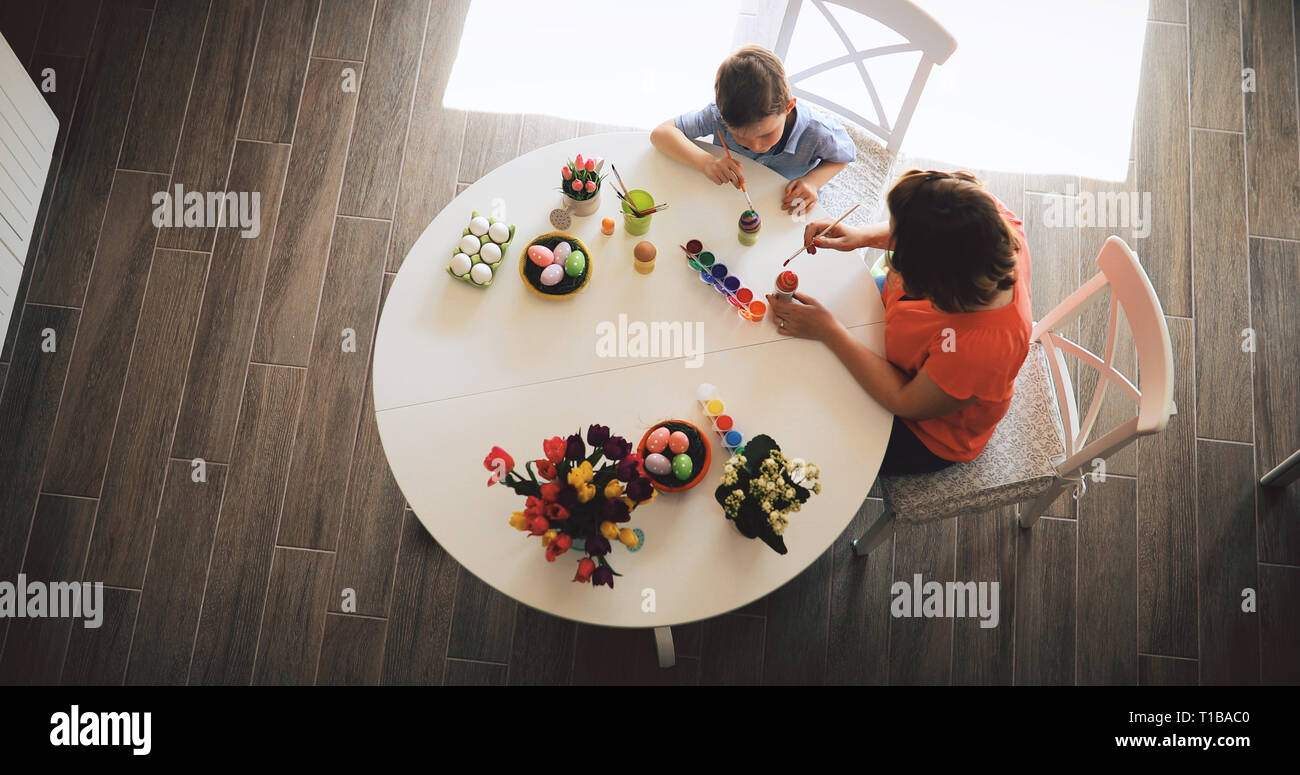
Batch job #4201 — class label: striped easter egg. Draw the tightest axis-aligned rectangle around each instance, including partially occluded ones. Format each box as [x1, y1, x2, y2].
[738, 209, 761, 233]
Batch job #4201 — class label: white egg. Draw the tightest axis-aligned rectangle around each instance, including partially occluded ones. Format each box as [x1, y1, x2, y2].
[470, 262, 493, 285]
[539, 263, 565, 286]
[479, 242, 502, 263]
[488, 222, 510, 243]
[450, 253, 472, 276]
[553, 241, 572, 262]
[468, 216, 490, 236]
[644, 453, 672, 476]
[459, 234, 481, 256]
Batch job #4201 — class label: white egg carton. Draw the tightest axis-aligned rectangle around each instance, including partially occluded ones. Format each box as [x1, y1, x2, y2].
[447, 210, 515, 288]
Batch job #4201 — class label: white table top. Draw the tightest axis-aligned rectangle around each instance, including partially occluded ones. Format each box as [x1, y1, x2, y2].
[373, 132, 892, 627]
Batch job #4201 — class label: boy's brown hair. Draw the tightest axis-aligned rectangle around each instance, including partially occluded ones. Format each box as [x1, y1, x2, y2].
[885, 170, 1021, 313]
[715, 45, 792, 129]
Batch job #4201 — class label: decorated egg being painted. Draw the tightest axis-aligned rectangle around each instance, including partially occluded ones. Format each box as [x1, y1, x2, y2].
[539, 263, 565, 286]
[553, 241, 573, 263]
[459, 234, 482, 256]
[671, 453, 693, 480]
[644, 452, 672, 476]
[564, 250, 586, 277]
[468, 216, 490, 236]
[469, 262, 493, 285]
[528, 244, 555, 267]
[739, 210, 761, 233]
[449, 253, 472, 276]
[667, 430, 689, 454]
[645, 426, 670, 453]
[488, 221, 510, 243]
[479, 242, 502, 264]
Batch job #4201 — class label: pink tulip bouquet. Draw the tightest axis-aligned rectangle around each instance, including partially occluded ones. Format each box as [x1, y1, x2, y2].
[559, 153, 605, 202]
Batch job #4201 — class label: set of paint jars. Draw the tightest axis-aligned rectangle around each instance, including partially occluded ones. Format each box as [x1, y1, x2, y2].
[681, 240, 767, 323]
[696, 383, 746, 452]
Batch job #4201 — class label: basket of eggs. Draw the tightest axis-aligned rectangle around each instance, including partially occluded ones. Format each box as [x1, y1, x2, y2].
[636, 420, 711, 492]
[519, 232, 592, 299]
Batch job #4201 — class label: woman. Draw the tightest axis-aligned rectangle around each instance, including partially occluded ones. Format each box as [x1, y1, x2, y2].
[766, 170, 1033, 476]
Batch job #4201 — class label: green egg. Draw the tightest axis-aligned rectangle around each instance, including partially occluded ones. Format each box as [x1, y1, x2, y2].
[672, 453, 693, 481]
[564, 250, 586, 277]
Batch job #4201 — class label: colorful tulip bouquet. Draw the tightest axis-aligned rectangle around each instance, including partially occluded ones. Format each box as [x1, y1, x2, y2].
[484, 425, 656, 589]
[559, 153, 605, 202]
[714, 434, 822, 555]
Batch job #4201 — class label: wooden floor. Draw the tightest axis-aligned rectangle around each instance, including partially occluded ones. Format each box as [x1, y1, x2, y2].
[0, 0, 1296, 685]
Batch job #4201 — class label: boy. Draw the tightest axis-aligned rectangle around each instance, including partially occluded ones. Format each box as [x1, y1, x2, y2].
[650, 45, 855, 215]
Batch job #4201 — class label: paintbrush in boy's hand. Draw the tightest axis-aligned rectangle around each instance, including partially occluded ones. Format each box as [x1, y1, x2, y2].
[716, 135, 755, 213]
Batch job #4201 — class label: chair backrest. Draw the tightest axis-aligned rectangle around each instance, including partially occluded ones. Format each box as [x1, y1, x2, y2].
[773, 0, 956, 155]
[1030, 236, 1176, 477]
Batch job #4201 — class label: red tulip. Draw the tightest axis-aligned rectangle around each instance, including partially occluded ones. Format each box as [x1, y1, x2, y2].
[561, 165, 573, 180]
[546, 533, 573, 562]
[570, 180, 582, 192]
[584, 158, 595, 172]
[584, 180, 596, 193]
[545, 502, 569, 521]
[483, 446, 514, 486]
[543, 437, 566, 463]
[539, 482, 560, 502]
[573, 557, 595, 583]
[534, 459, 557, 480]
[526, 515, 550, 536]
[574, 154, 585, 168]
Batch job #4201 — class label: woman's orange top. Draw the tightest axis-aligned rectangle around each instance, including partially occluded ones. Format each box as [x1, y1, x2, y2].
[881, 199, 1033, 462]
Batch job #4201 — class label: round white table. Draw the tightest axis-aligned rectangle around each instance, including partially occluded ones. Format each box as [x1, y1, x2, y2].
[373, 132, 892, 647]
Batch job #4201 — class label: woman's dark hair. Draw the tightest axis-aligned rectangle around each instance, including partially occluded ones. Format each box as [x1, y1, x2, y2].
[885, 169, 1020, 313]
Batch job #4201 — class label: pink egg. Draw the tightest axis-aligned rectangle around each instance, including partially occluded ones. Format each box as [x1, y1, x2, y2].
[668, 431, 690, 454]
[645, 426, 670, 453]
[644, 452, 672, 476]
[528, 244, 554, 268]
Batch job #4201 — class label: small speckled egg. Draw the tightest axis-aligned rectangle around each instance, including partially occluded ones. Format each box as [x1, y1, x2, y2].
[468, 216, 490, 236]
[527, 244, 554, 268]
[459, 234, 481, 256]
[553, 241, 572, 263]
[449, 252, 472, 276]
[488, 221, 510, 243]
[645, 426, 670, 453]
[672, 453, 694, 480]
[479, 242, 502, 264]
[644, 452, 672, 476]
[539, 263, 564, 286]
[469, 262, 492, 285]
[564, 250, 586, 277]
[667, 430, 690, 454]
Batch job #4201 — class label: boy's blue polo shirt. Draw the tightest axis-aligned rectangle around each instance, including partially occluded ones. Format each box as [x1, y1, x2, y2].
[674, 102, 856, 181]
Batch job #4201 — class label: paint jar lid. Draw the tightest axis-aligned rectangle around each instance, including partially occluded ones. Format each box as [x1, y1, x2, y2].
[685, 239, 703, 254]
[696, 383, 718, 401]
[724, 430, 744, 446]
[715, 414, 734, 431]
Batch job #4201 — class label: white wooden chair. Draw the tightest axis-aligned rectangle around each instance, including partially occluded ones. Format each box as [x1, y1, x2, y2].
[852, 236, 1177, 555]
[774, 0, 956, 223]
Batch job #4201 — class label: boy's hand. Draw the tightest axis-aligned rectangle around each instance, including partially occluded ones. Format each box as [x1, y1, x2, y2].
[801, 219, 860, 254]
[782, 178, 817, 214]
[701, 156, 745, 188]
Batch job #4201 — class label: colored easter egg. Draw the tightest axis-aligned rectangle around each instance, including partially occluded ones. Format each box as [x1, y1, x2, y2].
[644, 452, 672, 476]
[469, 262, 493, 285]
[539, 263, 564, 286]
[468, 216, 490, 236]
[645, 426, 670, 453]
[739, 209, 761, 233]
[449, 252, 472, 276]
[488, 221, 510, 243]
[601, 217, 615, 235]
[528, 244, 554, 267]
[479, 241, 502, 263]
[667, 430, 689, 454]
[564, 251, 586, 277]
[672, 453, 693, 480]
[459, 234, 481, 256]
[633, 241, 656, 262]
[553, 241, 572, 262]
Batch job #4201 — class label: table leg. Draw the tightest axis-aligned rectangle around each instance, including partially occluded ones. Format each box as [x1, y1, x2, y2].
[654, 626, 675, 668]
[851, 506, 895, 557]
[1260, 449, 1300, 488]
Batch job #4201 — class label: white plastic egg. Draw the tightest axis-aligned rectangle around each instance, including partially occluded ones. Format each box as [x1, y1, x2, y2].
[459, 234, 481, 256]
[539, 263, 564, 286]
[470, 262, 493, 285]
[553, 241, 572, 263]
[450, 252, 472, 276]
[480, 242, 502, 263]
[488, 222, 510, 243]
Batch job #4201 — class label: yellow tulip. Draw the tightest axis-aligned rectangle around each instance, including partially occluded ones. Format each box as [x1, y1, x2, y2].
[618, 528, 640, 549]
[567, 461, 595, 488]
[600, 521, 620, 540]
[509, 511, 529, 531]
[541, 529, 558, 546]
[604, 480, 623, 500]
[577, 483, 596, 503]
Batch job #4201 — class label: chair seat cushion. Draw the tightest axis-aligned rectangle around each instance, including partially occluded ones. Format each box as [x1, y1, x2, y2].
[880, 343, 1068, 523]
[818, 118, 900, 225]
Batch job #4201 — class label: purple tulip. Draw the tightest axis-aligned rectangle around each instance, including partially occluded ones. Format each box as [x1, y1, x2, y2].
[603, 436, 631, 461]
[558, 484, 578, 510]
[625, 477, 653, 502]
[602, 498, 630, 523]
[592, 565, 615, 588]
[616, 456, 640, 483]
[565, 433, 585, 461]
[585, 535, 611, 557]
[586, 424, 610, 447]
